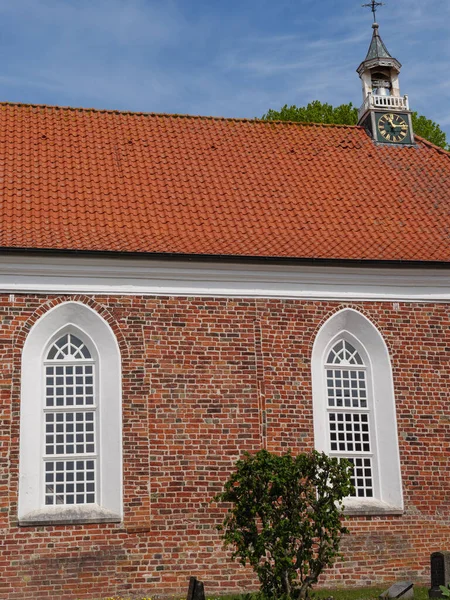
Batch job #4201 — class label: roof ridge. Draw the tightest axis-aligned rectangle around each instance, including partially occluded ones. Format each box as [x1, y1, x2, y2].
[0, 100, 362, 130]
[413, 133, 450, 156]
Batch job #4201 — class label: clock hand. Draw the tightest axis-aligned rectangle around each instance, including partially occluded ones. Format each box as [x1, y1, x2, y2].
[387, 116, 407, 128]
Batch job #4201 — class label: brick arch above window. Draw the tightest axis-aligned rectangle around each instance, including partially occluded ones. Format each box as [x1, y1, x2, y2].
[19, 301, 122, 526]
[311, 308, 403, 516]
[14, 295, 129, 363]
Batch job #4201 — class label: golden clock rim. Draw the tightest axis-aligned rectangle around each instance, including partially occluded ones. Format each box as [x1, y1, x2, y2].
[377, 114, 408, 138]
[378, 113, 408, 122]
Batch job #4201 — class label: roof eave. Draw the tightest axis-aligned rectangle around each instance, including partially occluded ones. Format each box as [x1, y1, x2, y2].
[357, 56, 402, 76]
[1, 246, 450, 270]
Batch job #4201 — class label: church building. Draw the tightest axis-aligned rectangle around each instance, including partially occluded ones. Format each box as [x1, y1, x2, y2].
[1, 6, 450, 599]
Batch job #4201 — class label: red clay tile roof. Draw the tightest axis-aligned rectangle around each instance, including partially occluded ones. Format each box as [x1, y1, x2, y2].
[1, 101, 450, 262]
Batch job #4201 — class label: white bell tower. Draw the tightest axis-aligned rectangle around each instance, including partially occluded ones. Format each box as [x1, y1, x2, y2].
[357, 1, 414, 145]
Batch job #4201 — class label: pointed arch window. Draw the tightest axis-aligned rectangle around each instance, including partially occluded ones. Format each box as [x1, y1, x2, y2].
[312, 309, 403, 515]
[19, 302, 122, 526]
[325, 339, 374, 498]
[44, 334, 96, 506]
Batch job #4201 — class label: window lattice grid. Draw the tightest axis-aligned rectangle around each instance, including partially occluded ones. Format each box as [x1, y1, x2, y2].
[326, 368, 367, 408]
[45, 364, 94, 408]
[329, 412, 371, 453]
[348, 457, 373, 498]
[47, 333, 92, 360]
[44, 459, 96, 505]
[45, 412, 95, 456]
[326, 340, 363, 365]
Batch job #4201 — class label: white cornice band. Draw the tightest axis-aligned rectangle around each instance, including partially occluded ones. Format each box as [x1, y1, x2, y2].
[0, 255, 449, 302]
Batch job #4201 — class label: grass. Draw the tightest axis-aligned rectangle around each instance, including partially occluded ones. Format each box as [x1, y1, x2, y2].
[214, 587, 429, 600]
[312, 585, 428, 599]
[98, 586, 431, 600]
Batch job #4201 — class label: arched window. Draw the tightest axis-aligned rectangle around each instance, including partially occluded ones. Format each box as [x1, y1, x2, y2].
[325, 339, 374, 499]
[44, 333, 96, 506]
[19, 302, 122, 525]
[312, 309, 403, 514]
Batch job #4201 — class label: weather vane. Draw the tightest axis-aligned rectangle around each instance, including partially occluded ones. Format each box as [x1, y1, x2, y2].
[361, 0, 385, 22]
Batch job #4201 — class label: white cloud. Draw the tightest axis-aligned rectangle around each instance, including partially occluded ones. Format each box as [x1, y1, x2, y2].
[0, 0, 185, 45]
[0, 0, 447, 138]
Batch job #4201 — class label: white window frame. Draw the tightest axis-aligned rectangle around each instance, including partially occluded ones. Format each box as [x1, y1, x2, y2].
[19, 302, 122, 525]
[43, 331, 98, 507]
[324, 336, 379, 500]
[312, 308, 403, 515]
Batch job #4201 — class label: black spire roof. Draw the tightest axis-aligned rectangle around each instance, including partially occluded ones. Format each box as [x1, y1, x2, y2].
[357, 22, 401, 75]
[365, 22, 392, 60]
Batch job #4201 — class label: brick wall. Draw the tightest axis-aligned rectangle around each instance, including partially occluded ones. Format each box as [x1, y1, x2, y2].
[1, 294, 449, 598]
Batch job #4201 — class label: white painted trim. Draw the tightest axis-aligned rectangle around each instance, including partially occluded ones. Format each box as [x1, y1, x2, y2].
[19, 302, 122, 525]
[311, 309, 403, 513]
[0, 254, 450, 301]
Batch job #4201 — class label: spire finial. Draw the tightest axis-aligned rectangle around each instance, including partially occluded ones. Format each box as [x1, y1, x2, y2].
[361, 0, 385, 22]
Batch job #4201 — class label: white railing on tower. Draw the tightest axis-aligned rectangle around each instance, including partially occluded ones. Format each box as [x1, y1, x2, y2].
[358, 93, 409, 120]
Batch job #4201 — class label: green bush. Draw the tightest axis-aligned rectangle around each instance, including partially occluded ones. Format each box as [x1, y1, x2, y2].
[215, 450, 353, 600]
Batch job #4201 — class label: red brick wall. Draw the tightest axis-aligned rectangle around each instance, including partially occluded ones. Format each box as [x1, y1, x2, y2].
[1, 294, 449, 598]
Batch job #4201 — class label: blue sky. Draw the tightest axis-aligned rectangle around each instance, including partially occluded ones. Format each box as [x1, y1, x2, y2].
[0, 0, 449, 137]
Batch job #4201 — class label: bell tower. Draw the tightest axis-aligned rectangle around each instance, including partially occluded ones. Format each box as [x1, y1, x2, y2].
[357, 1, 414, 145]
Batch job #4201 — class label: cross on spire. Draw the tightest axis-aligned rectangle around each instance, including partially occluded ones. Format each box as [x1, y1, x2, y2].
[362, 0, 385, 22]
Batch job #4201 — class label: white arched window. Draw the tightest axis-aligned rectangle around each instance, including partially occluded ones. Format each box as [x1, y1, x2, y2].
[19, 302, 122, 525]
[44, 333, 96, 507]
[325, 339, 375, 499]
[312, 309, 403, 514]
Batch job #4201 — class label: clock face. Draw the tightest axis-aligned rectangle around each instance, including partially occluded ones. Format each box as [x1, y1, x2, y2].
[377, 113, 410, 143]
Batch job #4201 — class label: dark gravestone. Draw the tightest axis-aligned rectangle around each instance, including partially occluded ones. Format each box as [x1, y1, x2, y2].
[379, 581, 413, 599]
[430, 551, 450, 598]
[186, 576, 205, 600]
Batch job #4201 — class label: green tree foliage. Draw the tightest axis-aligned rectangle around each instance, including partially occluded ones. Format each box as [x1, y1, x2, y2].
[262, 101, 449, 150]
[410, 111, 448, 150]
[215, 450, 353, 600]
[262, 101, 358, 126]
